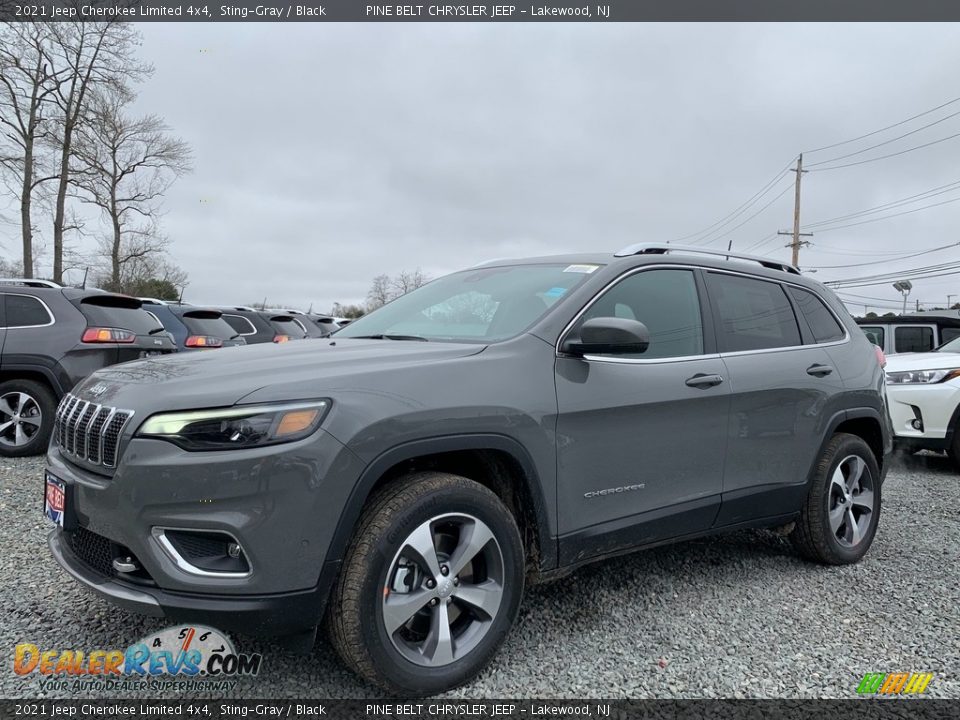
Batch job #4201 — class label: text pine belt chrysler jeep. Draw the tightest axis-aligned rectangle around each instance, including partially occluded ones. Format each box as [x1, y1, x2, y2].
[45, 245, 891, 695]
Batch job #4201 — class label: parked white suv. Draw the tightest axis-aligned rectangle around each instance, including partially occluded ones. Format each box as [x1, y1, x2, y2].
[885, 337, 960, 465]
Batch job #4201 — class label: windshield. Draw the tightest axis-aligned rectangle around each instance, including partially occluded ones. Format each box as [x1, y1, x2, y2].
[337, 263, 601, 342]
[936, 336, 960, 353]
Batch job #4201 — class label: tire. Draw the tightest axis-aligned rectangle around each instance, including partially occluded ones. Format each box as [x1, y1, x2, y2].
[791, 432, 881, 565]
[948, 432, 960, 472]
[327, 472, 525, 695]
[0, 379, 56, 458]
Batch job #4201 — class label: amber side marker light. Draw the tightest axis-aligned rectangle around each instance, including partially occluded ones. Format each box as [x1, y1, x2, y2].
[276, 408, 322, 437]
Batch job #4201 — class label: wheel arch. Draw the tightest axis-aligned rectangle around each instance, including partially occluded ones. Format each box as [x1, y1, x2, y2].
[0, 365, 64, 397]
[326, 434, 556, 583]
[816, 408, 888, 482]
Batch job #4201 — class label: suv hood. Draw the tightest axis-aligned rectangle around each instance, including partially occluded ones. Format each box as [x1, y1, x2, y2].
[72, 339, 486, 410]
[885, 351, 960, 372]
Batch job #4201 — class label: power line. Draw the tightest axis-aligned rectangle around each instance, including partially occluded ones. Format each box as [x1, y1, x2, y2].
[804, 195, 960, 234]
[809, 131, 960, 172]
[669, 157, 797, 245]
[801, 178, 960, 229]
[804, 94, 960, 154]
[806, 108, 960, 167]
[809, 242, 960, 269]
[695, 182, 795, 246]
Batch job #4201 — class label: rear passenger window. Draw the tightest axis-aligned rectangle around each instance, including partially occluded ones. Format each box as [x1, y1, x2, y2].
[895, 326, 934, 353]
[788, 287, 845, 343]
[4, 294, 52, 327]
[579, 269, 704, 359]
[861, 326, 884, 348]
[223, 314, 257, 335]
[707, 273, 801, 352]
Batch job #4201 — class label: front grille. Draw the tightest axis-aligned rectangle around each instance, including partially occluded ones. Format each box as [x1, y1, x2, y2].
[66, 526, 114, 577]
[55, 393, 134, 468]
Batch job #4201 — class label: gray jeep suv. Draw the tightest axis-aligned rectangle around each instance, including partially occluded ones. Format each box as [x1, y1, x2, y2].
[45, 245, 890, 695]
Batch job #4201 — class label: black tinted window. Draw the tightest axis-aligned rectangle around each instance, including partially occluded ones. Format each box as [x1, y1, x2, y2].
[79, 300, 162, 334]
[707, 273, 801, 352]
[895, 326, 933, 353]
[270, 317, 308, 338]
[182, 314, 237, 338]
[4, 294, 52, 327]
[861, 326, 884, 348]
[789, 287, 845, 343]
[222, 314, 258, 335]
[580, 269, 704, 359]
[940, 328, 960, 345]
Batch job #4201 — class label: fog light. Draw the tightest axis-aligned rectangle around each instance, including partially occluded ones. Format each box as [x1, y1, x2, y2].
[227, 542, 242, 559]
[911, 419, 923, 431]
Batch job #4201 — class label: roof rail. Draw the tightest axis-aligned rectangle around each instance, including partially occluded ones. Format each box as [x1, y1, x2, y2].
[138, 297, 169, 305]
[614, 243, 801, 275]
[0, 278, 61, 288]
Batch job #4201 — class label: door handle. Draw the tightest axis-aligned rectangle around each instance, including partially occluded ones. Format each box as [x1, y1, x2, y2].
[806, 364, 834, 377]
[685, 373, 724, 388]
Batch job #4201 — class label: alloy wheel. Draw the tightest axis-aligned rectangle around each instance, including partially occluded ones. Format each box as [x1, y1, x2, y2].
[381, 513, 504, 667]
[828, 454, 875, 548]
[0, 392, 42, 447]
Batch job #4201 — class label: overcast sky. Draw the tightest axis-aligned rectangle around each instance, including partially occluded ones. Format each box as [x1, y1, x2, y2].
[49, 23, 960, 312]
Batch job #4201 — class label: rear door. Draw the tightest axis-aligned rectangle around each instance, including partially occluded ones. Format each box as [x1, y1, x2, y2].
[704, 271, 846, 525]
[555, 267, 729, 562]
[73, 295, 177, 363]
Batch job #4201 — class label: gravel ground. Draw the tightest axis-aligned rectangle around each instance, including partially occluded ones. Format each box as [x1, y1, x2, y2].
[1, 452, 957, 699]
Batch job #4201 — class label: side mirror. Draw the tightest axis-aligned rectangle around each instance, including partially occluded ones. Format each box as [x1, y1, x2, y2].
[560, 317, 650, 356]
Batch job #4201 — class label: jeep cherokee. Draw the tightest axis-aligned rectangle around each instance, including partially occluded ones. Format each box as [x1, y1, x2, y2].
[44, 245, 891, 695]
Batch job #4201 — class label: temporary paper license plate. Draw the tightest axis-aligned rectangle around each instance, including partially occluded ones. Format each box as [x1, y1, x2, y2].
[44, 473, 66, 527]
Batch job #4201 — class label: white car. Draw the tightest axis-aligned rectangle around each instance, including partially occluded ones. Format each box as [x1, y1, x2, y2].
[884, 338, 960, 465]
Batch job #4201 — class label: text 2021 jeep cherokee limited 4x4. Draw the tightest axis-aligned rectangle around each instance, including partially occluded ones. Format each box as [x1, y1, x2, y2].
[44, 245, 891, 695]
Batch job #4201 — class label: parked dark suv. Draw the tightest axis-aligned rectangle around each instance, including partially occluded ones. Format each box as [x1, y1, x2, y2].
[217, 307, 309, 344]
[44, 246, 890, 695]
[139, 300, 247, 351]
[0, 279, 176, 457]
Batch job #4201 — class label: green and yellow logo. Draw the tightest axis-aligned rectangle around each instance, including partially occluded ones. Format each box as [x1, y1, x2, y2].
[857, 672, 934, 695]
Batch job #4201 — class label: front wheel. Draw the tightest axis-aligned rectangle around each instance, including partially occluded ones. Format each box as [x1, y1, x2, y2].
[0, 380, 56, 457]
[327, 472, 525, 695]
[791, 433, 881, 564]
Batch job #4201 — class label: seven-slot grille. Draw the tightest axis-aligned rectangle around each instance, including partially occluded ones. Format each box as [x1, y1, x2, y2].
[55, 393, 134, 468]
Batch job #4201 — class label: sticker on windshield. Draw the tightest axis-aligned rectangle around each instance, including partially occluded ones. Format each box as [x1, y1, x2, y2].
[543, 287, 568, 299]
[563, 264, 600, 274]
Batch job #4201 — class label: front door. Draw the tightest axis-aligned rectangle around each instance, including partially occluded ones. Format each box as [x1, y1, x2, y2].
[555, 267, 729, 564]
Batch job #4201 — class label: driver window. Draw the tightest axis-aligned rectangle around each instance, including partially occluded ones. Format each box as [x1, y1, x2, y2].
[580, 269, 704, 359]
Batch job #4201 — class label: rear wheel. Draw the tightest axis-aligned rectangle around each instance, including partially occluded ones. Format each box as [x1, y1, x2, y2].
[791, 433, 881, 564]
[327, 472, 524, 695]
[0, 380, 56, 457]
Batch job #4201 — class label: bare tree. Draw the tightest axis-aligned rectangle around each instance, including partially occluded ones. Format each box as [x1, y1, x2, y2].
[366, 273, 393, 310]
[71, 88, 191, 291]
[44, 19, 151, 283]
[391, 268, 429, 296]
[365, 268, 430, 311]
[0, 22, 66, 277]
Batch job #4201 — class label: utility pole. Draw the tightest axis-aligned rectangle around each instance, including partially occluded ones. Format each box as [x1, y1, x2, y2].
[778, 154, 812, 267]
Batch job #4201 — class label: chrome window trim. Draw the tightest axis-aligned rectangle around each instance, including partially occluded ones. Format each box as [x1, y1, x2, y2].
[221, 313, 258, 336]
[0, 292, 56, 329]
[151, 527, 252, 579]
[555, 263, 851, 365]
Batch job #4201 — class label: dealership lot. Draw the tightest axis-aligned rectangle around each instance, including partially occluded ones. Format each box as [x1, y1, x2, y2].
[3, 453, 957, 699]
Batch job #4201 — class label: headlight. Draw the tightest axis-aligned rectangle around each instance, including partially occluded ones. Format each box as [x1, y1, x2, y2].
[885, 369, 960, 384]
[136, 400, 330, 451]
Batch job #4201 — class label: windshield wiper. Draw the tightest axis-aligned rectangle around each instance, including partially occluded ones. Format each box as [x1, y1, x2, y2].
[350, 334, 429, 342]
[148, 327, 168, 335]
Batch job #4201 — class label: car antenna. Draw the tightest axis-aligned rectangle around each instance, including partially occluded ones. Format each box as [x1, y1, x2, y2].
[178, 286, 185, 304]
[307, 302, 313, 313]
[81, 267, 88, 289]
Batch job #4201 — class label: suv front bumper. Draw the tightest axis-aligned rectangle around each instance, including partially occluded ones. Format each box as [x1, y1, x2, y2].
[49, 528, 333, 636]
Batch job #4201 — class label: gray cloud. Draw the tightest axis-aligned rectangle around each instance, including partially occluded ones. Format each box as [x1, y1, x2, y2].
[114, 23, 960, 312]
